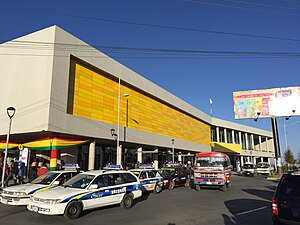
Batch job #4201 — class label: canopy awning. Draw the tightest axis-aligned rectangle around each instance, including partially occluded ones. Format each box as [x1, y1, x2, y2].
[0, 140, 18, 150]
[210, 142, 242, 154]
[0, 137, 90, 151]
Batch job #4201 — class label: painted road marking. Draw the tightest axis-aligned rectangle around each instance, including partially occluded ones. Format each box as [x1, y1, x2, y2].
[235, 206, 269, 216]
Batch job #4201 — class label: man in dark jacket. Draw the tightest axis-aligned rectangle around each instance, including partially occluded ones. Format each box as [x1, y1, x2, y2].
[5, 159, 19, 187]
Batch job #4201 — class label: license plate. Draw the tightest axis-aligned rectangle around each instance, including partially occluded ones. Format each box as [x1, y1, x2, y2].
[32, 206, 39, 212]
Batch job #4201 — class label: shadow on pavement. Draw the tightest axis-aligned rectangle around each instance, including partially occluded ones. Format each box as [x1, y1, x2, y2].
[223, 198, 272, 225]
[81, 192, 150, 218]
[242, 188, 275, 201]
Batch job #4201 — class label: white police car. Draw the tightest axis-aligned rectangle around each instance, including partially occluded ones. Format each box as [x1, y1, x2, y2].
[0, 170, 79, 206]
[131, 164, 164, 194]
[27, 170, 142, 219]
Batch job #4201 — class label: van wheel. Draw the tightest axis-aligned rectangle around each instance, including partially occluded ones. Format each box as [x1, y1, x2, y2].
[222, 185, 227, 192]
[64, 201, 82, 220]
[185, 179, 190, 188]
[169, 181, 175, 190]
[121, 194, 133, 209]
[154, 183, 161, 194]
[195, 185, 201, 191]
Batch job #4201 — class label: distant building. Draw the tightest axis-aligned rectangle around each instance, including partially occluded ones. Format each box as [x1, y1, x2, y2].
[0, 26, 275, 171]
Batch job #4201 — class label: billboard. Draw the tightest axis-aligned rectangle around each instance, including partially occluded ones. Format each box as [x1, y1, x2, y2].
[233, 86, 300, 119]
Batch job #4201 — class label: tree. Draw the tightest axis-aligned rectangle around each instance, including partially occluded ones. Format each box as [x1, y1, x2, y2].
[297, 152, 300, 164]
[284, 148, 295, 165]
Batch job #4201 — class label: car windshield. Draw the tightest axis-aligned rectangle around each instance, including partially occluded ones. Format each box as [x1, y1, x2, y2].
[257, 163, 269, 168]
[159, 168, 175, 176]
[196, 157, 229, 167]
[62, 174, 95, 189]
[31, 172, 60, 185]
[243, 164, 254, 169]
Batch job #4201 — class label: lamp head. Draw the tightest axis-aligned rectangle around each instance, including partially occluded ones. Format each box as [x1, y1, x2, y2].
[7, 107, 16, 119]
[256, 111, 261, 116]
[123, 94, 129, 97]
[110, 128, 115, 136]
[171, 138, 175, 145]
[292, 110, 296, 114]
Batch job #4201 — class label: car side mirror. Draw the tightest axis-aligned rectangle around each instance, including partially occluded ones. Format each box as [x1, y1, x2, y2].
[89, 184, 98, 189]
[53, 180, 60, 185]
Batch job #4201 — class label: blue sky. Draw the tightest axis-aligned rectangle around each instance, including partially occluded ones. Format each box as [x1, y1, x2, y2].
[1, 0, 299, 158]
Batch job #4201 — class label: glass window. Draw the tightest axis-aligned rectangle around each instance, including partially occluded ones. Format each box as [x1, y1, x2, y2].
[139, 171, 147, 179]
[147, 171, 156, 178]
[234, 131, 240, 144]
[247, 134, 253, 150]
[219, 128, 225, 142]
[211, 127, 217, 142]
[63, 174, 95, 189]
[92, 175, 108, 188]
[31, 172, 60, 185]
[279, 178, 300, 198]
[121, 173, 137, 183]
[241, 133, 246, 149]
[227, 129, 233, 143]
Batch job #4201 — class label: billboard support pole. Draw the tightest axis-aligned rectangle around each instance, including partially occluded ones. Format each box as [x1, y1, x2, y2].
[271, 117, 282, 178]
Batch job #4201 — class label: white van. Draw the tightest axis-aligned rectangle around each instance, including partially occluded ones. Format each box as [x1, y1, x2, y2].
[256, 162, 270, 175]
[27, 170, 142, 219]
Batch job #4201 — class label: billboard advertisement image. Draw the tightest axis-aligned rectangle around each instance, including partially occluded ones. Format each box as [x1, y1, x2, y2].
[233, 86, 300, 119]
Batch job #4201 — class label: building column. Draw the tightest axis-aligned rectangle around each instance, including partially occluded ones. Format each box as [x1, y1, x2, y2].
[137, 147, 142, 164]
[153, 148, 159, 169]
[241, 156, 244, 166]
[216, 127, 220, 142]
[178, 152, 182, 163]
[49, 149, 58, 171]
[251, 134, 254, 150]
[266, 137, 269, 152]
[88, 141, 95, 170]
[117, 145, 122, 165]
[239, 132, 242, 147]
[224, 128, 227, 143]
[232, 130, 235, 143]
[258, 136, 262, 152]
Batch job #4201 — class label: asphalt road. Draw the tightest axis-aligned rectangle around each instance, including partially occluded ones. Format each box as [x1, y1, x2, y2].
[0, 174, 278, 225]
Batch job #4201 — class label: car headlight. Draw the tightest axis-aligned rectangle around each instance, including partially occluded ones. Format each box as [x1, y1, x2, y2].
[13, 192, 27, 196]
[44, 199, 61, 204]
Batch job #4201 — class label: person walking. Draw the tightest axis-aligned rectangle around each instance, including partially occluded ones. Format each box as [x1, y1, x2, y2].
[18, 162, 26, 184]
[5, 159, 19, 187]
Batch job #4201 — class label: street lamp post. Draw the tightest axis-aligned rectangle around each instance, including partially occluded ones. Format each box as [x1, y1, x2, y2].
[171, 139, 175, 163]
[110, 128, 118, 164]
[123, 94, 129, 142]
[1, 107, 16, 189]
[283, 119, 298, 151]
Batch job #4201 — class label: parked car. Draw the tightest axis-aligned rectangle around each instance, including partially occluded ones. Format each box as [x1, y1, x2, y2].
[27, 170, 142, 219]
[130, 166, 164, 193]
[0, 170, 80, 206]
[159, 163, 191, 190]
[242, 163, 255, 176]
[272, 171, 300, 225]
[256, 162, 271, 176]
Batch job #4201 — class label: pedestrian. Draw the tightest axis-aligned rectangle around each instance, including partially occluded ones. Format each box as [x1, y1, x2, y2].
[30, 158, 39, 180]
[5, 159, 19, 187]
[18, 162, 26, 184]
[37, 161, 48, 177]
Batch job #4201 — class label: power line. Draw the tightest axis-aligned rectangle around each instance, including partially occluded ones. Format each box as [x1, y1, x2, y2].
[1, 40, 300, 57]
[183, 0, 300, 16]
[1, 8, 300, 43]
[221, 0, 300, 11]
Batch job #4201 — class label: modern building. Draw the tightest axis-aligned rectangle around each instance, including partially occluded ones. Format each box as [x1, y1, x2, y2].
[0, 26, 275, 171]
